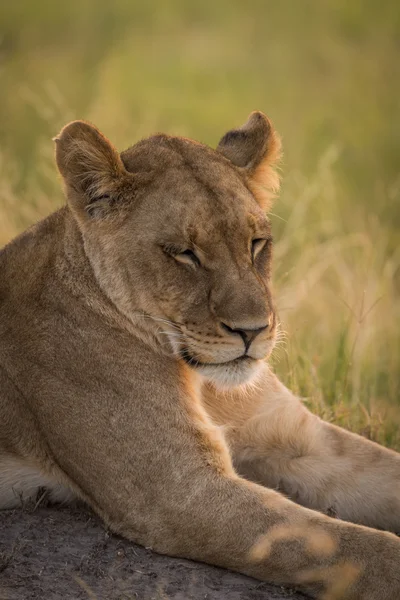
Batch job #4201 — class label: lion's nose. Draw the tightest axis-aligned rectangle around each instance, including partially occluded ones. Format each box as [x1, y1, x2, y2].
[221, 322, 269, 352]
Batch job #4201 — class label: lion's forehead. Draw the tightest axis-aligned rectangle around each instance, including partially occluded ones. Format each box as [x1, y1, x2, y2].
[153, 165, 249, 207]
[121, 134, 246, 191]
[148, 173, 262, 247]
[122, 134, 268, 246]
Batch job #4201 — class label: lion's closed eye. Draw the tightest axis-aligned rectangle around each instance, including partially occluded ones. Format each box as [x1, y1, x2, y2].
[163, 244, 201, 268]
[251, 238, 267, 260]
[174, 249, 201, 267]
[251, 237, 272, 263]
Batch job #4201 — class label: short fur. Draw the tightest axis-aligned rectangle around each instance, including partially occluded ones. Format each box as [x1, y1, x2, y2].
[0, 112, 399, 599]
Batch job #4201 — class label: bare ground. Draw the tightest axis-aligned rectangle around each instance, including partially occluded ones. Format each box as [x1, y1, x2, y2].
[0, 506, 307, 600]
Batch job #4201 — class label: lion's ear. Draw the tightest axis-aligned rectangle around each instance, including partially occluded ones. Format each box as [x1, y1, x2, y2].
[54, 120, 129, 220]
[217, 111, 281, 209]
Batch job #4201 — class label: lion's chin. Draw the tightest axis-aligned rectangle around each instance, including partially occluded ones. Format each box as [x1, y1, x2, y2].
[195, 357, 265, 390]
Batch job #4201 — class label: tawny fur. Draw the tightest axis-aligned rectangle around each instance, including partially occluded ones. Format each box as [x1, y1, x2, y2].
[0, 112, 399, 600]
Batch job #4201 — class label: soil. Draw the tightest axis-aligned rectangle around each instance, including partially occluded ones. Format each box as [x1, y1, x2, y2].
[0, 506, 308, 600]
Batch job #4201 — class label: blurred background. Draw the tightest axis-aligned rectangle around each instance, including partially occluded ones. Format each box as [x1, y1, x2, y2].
[1, 0, 399, 447]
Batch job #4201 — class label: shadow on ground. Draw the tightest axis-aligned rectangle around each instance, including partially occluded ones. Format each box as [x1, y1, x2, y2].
[0, 507, 308, 600]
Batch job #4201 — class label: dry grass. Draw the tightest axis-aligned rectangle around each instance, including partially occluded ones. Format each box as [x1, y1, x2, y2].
[271, 149, 400, 449]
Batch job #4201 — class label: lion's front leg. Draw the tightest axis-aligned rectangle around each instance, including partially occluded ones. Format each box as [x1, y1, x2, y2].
[202, 366, 400, 533]
[13, 349, 400, 600]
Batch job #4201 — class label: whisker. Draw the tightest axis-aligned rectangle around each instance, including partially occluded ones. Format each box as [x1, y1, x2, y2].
[130, 312, 182, 332]
[158, 331, 185, 339]
[179, 347, 198, 366]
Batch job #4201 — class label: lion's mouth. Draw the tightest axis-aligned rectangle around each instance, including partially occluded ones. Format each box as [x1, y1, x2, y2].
[180, 348, 254, 369]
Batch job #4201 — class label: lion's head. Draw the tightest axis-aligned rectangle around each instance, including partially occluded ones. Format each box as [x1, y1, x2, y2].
[55, 112, 281, 388]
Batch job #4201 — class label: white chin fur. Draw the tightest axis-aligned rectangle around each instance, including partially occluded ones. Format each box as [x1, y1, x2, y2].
[196, 359, 264, 390]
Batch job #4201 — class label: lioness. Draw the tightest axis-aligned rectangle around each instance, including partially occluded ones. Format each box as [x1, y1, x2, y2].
[0, 112, 399, 599]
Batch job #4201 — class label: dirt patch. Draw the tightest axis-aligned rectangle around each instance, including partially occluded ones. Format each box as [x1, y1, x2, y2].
[0, 507, 307, 600]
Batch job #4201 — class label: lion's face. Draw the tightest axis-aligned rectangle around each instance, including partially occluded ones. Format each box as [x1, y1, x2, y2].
[55, 112, 281, 388]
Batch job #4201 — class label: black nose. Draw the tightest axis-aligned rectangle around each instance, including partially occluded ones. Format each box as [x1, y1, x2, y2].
[221, 322, 269, 352]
